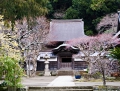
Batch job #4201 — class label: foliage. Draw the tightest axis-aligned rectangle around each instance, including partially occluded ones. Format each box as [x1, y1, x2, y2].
[65, 0, 92, 19]
[49, 0, 72, 10]
[91, 0, 120, 12]
[91, 0, 106, 11]
[109, 47, 120, 62]
[0, 16, 24, 88]
[85, 30, 94, 36]
[64, 0, 98, 34]
[64, 7, 79, 19]
[0, 0, 48, 30]
[0, 29, 21, 60]
[92, 17, 102, 27]
[0, 9, 49, 77]
[47, 0, 72, 18]
[0, 56, 23, 88]
[46, 1, 54, 18]
[63, 0, 120, 34]
[109, 47, 120, 72]
[0, 0, 49, 77]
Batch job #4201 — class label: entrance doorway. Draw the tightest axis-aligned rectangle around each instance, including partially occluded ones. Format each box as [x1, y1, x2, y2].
[61, 57, 72, 69]
[62, 58, 71, 62]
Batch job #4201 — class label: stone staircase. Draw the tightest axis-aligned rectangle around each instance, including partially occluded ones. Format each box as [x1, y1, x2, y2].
[29, 86, 93, 91]
[57, 70, 74, 76]
[57, 68, 74, 76]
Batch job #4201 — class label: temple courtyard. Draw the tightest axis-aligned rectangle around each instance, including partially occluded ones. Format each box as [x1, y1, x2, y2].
[22, 76, 120, 87]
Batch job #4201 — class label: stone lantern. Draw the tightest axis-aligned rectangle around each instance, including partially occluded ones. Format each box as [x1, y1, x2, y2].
[43, 53, 50, 76]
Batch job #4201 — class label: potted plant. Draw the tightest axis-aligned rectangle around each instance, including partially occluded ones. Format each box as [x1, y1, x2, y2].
[74, 71, 81, 79]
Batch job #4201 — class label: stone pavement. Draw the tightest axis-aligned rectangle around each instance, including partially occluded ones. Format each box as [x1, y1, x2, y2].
[21, 76, 120, 87]
[47, 76, 75, 87]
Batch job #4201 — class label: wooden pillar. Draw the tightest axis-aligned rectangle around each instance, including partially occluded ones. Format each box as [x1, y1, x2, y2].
[72, 58, 74, 69]
[57, 56, 60, 69]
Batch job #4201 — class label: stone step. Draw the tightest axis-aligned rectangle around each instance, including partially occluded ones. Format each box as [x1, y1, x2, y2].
[58, 89, 93, 91]
[57, 71, 73, 76]
[29, 89, 93, 91]
[29, 86, 93, 91]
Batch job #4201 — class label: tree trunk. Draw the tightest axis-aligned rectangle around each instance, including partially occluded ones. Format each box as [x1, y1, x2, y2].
[28, 60, 31, 77]
[88, 62, 92, 74]
[26, 60, 31, 77]
[31, 60, 37, 77]
[102, 67, 106, 86]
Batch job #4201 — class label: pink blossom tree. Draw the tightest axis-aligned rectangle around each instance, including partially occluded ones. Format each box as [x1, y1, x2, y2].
[67, 33, 120, 86]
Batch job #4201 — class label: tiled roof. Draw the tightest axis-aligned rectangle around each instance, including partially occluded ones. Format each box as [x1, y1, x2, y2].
[48, 19, 86, 41]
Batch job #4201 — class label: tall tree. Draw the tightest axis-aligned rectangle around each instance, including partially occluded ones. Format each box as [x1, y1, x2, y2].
[64, 0, 120, 34]
[91, 0, 120, 12]
[0, 0, 49, 77]
[0, 16, 49, 77]
[16, 17, 49, 77]
[0, 0, 48, 30]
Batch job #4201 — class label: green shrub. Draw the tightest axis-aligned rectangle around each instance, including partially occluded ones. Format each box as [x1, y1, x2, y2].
[0, 56, 24, 91]
[38, 71, 44, 76]
[105, 77, 115, 81]
[50, 71, 58, 76]
[85, 30, 94, 36]
[91, 72, 102, 79]
[64, 7, 79, 19]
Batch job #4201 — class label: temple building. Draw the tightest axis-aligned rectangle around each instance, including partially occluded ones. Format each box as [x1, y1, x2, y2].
[35, 12, 120, 76]
[37, 19, 89, 75]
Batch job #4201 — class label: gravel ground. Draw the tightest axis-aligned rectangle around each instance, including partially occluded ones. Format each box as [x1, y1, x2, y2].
[1, 76, 120, 87]
[22, 76, 57, 87]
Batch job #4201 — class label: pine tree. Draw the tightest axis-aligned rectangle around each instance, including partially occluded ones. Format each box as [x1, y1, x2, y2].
[0, 0, 48, 30]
